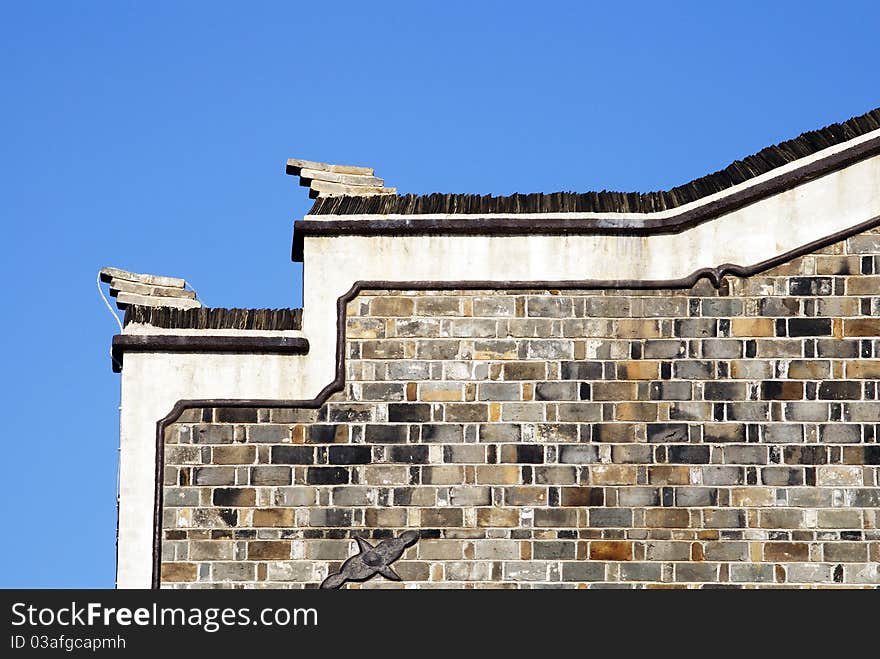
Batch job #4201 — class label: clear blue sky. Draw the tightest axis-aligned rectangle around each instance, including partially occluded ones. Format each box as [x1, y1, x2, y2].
[1, 1, 877, 588]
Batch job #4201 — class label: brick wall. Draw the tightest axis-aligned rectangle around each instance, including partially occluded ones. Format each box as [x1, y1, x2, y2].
[160, 228, 880, 588]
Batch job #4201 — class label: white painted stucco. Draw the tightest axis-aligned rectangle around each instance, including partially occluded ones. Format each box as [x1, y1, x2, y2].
[117, 351, 308, 588]
[116, 141, 880, 588]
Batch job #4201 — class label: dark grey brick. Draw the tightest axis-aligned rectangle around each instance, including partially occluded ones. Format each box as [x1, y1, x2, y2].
[246, 425, 289, 443]
[819, 424, 861, 444]
[422, 424, 464, 443]
[704, 382, 747, 400]
[365, 424, 409, 443]
[309, 508, 353, 527]
[674, 360, 715, 379]
[478, 383, 521, 401]
[701, 299, 743, 316]
[818, 381, 862, 400]
[535, 382, 579, 400]
[701, 466, 744, 485]
[306, 467, 349, 485]
[784, 402, 829, 422]
[271, 446, 315, 464]
[643, 340, 686, 359]
[650, 381, 693, 400]
[388, 445, 429, 464]
[214, 408, 258, 423]
[618, 487, 660, 506]
[328, 445, 372, 465]
[527, 296, 573, 317]
[674, 319, 717, 338]
[816, 339, 860, 358]
[726, 402, 770, 421]
[674, 563, 719, 582]
[759, 297, 799, 316]
[647, 423, 689, 443]
[852, 489, 880, 506]
[479, 424, 521, 443]
[702, 340, 743, 359]
[211, 488, 255, 507]
[555, 403, 602, 421]
[611, 444, 653, 463]
[788, 318, 833, 337]
[675, 487, 718, 507]
[533, 541, 576, 560]
[762, 424, 804, 444]
[360, 382, 406, 401]
[589, 508, 633, 527]
[561, 562, 605, 582]
[250, 466, 291, 485]
[308, 425, 347, 444]
[582, 297, 630, 317]
[667, 445, 710, 464]
[761, 466, 803, 486]
[784, 446, 827, 465]
[723, 445, 767, 464]
[192, 467, 235, 486]
[193, 425, 234, 444]
[789, 277, 832, 296]
[560, 361, 603, 380]
[388, 404, 431, 423]
[620, 562, 662, 581]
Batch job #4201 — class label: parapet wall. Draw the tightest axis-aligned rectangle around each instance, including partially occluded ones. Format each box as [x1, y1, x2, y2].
[112, 111, 880, 588]
[158, 227, 880, 588]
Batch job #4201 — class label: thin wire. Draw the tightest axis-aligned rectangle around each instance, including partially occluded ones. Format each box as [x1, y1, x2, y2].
[185, 280, 205, 307]
[98, 272, 125, 571]
[97, 273, 124, 333]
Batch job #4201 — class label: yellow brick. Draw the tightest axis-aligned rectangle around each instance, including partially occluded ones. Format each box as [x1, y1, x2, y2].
[420, 382, 463, 402]
[846, 276, 880, 295]
[749, 542, 762, 562]
[844, 319, 880, 337]
[590, 465, 637, 485]
[161, 562, 197, 582]
[476, 507, 520, 527]
[648, 466, 690, 485]
[590, 541, 633, 561]
[369, 297, 414, 317]
[615, 319, 662, 339]
[846, 360, 880, 379]
[730, 487, 775, 507]
[617, 361, 660, 380]
[614, 402, 659, 421]
[731, 318, 775, 337]
[252, 509, 295, 527]
[475, 465, 521, 485]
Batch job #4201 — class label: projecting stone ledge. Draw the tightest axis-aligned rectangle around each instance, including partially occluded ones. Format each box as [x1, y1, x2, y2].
[100, 266, 201, 311]
[286, 158, 396, 198]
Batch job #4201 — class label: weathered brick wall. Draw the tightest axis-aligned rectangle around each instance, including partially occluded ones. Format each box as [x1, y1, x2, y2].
[160, 228, 880, 588]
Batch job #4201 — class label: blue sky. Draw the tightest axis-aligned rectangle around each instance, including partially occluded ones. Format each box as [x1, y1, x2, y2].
[1, 1, 877, 587]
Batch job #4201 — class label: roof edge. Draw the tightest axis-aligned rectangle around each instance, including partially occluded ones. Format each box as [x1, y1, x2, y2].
[308, 106, 880, 216]
[292, 129, 880, 261]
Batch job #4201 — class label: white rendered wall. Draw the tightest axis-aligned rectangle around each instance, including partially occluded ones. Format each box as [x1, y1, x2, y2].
[117, 351, 308, 588]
